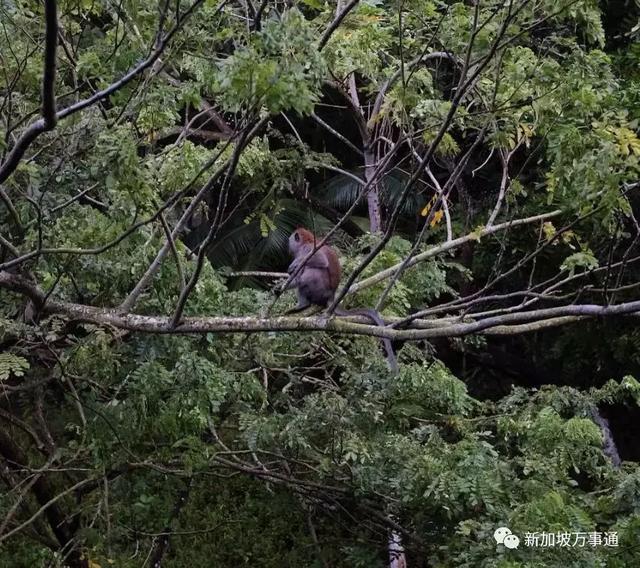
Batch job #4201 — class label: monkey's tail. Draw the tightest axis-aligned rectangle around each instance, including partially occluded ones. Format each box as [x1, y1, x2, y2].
[334, 307, 398, 373]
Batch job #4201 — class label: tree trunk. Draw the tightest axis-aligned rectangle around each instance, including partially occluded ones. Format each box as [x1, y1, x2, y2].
[364, 148, 382, 233]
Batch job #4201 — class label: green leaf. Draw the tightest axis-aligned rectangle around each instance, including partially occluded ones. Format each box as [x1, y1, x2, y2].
[0, 353, 30, 381]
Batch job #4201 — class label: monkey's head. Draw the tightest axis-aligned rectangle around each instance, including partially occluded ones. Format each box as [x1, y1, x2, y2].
[289, 227, 315, 256]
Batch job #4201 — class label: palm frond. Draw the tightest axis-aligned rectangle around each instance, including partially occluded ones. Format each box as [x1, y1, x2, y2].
[315, 169, 426, 218]
[205, 199, 336, 287]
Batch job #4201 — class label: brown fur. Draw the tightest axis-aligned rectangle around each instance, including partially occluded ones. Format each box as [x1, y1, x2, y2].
[285, 227, 398, 372]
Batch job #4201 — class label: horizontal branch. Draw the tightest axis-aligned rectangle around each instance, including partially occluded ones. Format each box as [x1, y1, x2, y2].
[157, 126, 231, 142]
[483, 315, 586, 335]
[1, 271, 638, 341]
[348, 210, 562, 294]
[228, 271, 287, 278]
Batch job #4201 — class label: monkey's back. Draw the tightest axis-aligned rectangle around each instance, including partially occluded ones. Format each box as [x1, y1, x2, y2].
[297, 245, 341, 308]
[323, 245, 341, 292]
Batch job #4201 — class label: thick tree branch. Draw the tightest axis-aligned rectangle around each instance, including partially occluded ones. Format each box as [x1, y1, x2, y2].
[1, 270, 639, 340]
[42, 0, 58, 129]
[318, 0, 359, 50]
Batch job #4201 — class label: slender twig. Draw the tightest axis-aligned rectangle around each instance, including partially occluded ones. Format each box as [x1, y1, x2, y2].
[159, 212, 186, 292]
[0, 478, 93, 545]
[310, 113, 364, 156]
[50, 182, 99, 214]
[169, 117, 265, 327]
[117, 136, 236, 312]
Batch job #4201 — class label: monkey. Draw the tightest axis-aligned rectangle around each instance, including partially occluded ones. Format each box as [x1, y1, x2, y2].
[282, 227, 398, 373]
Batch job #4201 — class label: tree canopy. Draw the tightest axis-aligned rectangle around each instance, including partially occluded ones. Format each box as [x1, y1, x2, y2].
[1, 0, 640, 566]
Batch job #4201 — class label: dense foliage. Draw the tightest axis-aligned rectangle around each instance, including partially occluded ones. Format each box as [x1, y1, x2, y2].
[1, 0, 640, 566]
